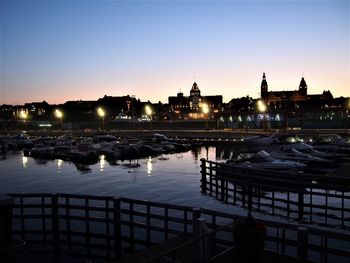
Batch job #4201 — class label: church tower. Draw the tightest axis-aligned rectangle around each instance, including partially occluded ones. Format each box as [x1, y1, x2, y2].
[189, 82, 201, 109]
[298, 77, 307, 96]
[190, 82, 201, 97]
[261, 73, 268, 99]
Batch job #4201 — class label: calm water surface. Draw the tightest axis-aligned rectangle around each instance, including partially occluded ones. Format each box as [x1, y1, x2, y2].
[0, 147, 247, 215]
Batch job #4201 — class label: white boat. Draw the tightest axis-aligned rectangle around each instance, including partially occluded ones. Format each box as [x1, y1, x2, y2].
[311, 134, 350, 153]
[270, 147, 331, 165]
[67, 142, 99, 164]
[244, 134, 277, 146]
[30, 145, 55, 159]
[245, 133, 304, 146]
[285, 142, 348, 161]
[224, 150, 306, 171]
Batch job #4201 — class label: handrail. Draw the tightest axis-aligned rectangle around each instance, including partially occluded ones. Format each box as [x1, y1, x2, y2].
[145, 221, 236, 262]
[8, 193, 350, 262]
[200, 158, 350, 228]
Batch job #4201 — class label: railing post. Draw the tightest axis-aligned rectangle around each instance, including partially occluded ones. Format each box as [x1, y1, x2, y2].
[113, 198, 122, 259]
[195, 218, 210, 263]
[51, 193, 60, 258]
[0, 195, 13, 244]
[247, 185, 253, 210]
[192, 208, 201, 238]
[220, 179, 225, 201]
[297, 227, 308, 262]
[200, 158, 207, 194]
[297, 174, 304, 221]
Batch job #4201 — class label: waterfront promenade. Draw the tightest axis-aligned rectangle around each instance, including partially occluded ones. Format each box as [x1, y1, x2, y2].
[1, 128, 349, 139]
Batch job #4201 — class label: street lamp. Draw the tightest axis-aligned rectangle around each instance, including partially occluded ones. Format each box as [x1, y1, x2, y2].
[19, 110, 28, 130]
[202, 103, 210, 130]
[145, 105, 153, 130]
[97, 107, 105, 130]
[54, 109, 63, 129]
[257, 100, 267, 131]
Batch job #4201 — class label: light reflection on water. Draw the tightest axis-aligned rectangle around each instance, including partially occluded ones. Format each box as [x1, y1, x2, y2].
[57, 159, 63, 173]
[22, 155, 28, 169]
[1, 145, 345, 225]
[1, 147, 248, 214]
[147, 156, 152, 176]
[99, 155, 106, 172]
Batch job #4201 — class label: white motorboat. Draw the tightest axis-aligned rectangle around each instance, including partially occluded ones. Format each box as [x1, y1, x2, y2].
[224, 150, 306, 171]
[270, 147, 331, 165]
[30, 145, 55, 159]
[244, 133, 302, 146]
[286, 142, 348, 161]
[67, 142, 99, 164]
[244, 134, 278, 146]
[311, 134, 350, 153]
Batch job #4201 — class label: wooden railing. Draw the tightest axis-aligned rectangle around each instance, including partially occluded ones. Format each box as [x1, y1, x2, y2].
[200, 158, 350, 229]
[8, 193, 350, 262]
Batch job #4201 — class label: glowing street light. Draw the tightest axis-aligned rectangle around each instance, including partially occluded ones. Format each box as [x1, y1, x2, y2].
[19, 110, 27, 120]
[202, 103, 209, 114]
[145, 105, 153, 130]
[145, 105, 152, 116]
[54, 109, 63, 129]
[257, 100, 267, 113]
[97, 107, 105, 130]
[202, 103, 210, 130]
[257, 100, 267, 130]
[19, 110, 28, 130]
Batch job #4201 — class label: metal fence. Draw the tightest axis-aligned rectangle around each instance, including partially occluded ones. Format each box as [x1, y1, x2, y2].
[8, 193, 350, 262]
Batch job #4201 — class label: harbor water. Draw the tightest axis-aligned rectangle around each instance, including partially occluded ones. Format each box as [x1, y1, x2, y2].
[0, 147, 245, 214]
[1, 144, 349, 228]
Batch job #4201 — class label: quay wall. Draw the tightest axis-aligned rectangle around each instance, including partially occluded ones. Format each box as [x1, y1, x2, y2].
[1, 128, 350, 140]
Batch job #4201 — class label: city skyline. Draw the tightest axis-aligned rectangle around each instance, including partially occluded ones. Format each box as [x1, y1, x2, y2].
[1, 0, 349, 105]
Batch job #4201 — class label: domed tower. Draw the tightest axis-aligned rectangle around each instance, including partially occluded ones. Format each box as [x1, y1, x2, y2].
[299, 77, 307, 96]
[189, 82, 201, 110]
[261, 73, 268, 99]
[190, 82, 201, 97]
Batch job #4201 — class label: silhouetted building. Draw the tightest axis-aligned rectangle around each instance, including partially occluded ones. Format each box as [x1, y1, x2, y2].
[260, 73, 335, 111]
[168, 82, 222, 119]
[261, 73, 309, 105]
[12, 101, 51, 119]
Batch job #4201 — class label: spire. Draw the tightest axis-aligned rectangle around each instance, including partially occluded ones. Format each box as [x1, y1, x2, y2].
[299, 77, 307, 89]
[299, 77, 307, 96]
[261, 72, 268, 98]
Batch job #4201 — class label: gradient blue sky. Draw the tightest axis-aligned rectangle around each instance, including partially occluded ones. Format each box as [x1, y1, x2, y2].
[1, 0, 349, 105]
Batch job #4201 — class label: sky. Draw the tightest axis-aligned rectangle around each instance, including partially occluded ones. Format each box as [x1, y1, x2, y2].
[0, 0, 349, 105]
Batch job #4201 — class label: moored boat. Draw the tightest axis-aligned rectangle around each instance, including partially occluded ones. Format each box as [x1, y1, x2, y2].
[224, 150, 306, 171]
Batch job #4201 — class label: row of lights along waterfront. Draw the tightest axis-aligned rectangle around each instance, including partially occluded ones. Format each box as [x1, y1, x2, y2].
[18, 101, 269, 130]
[47, 106, 153, 130]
